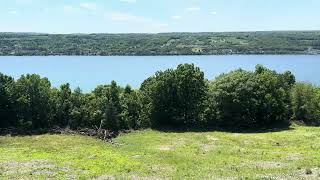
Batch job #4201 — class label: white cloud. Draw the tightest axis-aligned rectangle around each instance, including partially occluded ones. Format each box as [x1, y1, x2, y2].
[153, 23, 169, 28]
[187, 7, 201, 12]
[15, 0, 33, 4]
[43, 8, 49, 12]
[105, 11, 169, 32]
[63, 5, 78, 13]
[63, 3, 98, 14]
[9, 10, 18, 15]
[107, 12, 142, 21]
[171, 15, 182, 20]
[211, 11, 217, 15]
[120, 0, 136, 3]
[80, 2, 97, 11]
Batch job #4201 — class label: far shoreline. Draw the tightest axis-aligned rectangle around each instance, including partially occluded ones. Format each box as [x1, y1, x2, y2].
[1, 54, 320, 57]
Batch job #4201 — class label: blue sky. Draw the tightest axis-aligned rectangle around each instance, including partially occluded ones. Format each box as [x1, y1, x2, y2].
[1, 0, 320, 33]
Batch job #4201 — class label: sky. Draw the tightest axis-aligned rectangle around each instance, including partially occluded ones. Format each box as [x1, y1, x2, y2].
[1, 0, 320, 34]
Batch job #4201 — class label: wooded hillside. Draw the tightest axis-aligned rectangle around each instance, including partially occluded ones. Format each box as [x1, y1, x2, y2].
[1, 31, 320, 56]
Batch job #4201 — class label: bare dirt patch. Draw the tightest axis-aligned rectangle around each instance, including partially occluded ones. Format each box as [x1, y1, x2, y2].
[285, 153, 303, 161]
[1, 160, 55, 175]
[242, 161, 286, 169]
[150, 164, 176, 174]
[297, 167, 320, 179]
[258, 167, 320, 179]
[157, 138, 186, 151]
[132, 155, 141, 159]
[131, 175, 168, 180]
[206, 135, 219, 142]
[90, 175, 115, 180]
[202, 144, 215, 153]
[158, 145, 171, 151]
[175, 138, 186, 146]
[0, 159, 75, 178]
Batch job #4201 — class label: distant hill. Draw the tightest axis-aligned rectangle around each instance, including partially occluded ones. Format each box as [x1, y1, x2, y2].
[0, 31, 320, 56]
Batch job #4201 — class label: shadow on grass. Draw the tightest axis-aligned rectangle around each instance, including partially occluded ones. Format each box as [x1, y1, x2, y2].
[0, 128, 50, 136]
[1, 124, 297, 137]
[0, 127, 120, 141]
[153, 124, 295, 134]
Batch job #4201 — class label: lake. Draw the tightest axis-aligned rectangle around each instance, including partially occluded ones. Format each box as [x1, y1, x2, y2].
[0, 55, 319, 92]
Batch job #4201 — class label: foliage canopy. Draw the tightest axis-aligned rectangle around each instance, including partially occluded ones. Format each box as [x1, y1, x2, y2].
[0, 63, 319, 131]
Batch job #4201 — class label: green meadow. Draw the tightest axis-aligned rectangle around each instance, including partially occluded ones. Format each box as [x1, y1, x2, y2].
[1, 125, 320, 179]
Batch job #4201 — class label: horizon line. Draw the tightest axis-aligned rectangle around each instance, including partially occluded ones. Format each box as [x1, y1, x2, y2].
[1, 30, 320, 35]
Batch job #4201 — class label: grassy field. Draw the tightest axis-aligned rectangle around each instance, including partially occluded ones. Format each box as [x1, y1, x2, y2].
[1, 125, 320, 179]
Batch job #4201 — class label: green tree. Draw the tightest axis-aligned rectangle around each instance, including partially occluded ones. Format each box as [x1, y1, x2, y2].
[138, 77, 156, 128]
[208, 65, 295, 129]
[140, 64, 207, 128]
[13, 74, 53, 129]
[54, 83, 73, 127]
[291, 83, 320, 125]
[254, 66, 295, 126]
[92, 81, 122, 131]
[120, 85, 141, 129]
[174, 64, 207, 126]
[316, 88, 320, 103]
[0, 73, 15, 128]
[69, 87, 90, 129]
[85, 92, 104, 129]
[104, 81, 122, 131]
[92, 85, 110, 129]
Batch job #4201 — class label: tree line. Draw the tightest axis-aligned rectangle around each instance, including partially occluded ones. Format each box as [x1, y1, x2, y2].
[1, 31, 320, 56]
[1, 64, 320, 132]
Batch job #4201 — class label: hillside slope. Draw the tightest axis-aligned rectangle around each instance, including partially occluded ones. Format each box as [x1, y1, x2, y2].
[1, 31, 320, 56]
[0, 125, 320, 179]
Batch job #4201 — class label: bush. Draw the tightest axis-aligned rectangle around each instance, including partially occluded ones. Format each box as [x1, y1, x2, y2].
[0, 73, 15, 128]
[120, 85, 141, 129]
[52, 83, 73, 127]
[291, 82, 320, 125]
[207, 65, 295, 129]
[3, 63, 320, 133]
[13, 74, 53, 129]
[140, 64, 207, 128]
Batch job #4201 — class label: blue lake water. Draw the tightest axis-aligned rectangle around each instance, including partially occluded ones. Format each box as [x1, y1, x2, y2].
[0, 55, 319, 92]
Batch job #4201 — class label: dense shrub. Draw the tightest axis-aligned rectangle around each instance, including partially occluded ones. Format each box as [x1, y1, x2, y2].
[87, 81, 141, 131]
[120, 85, 141, 129]
[90, 81, 122, 131]
[0, 73, 15, 128]
[68, 88, 91, 129]
[206, 65, 295, 129]
[291, 83, 320, 125]
[140, 64, 207, 128]
[12, 74, 53, 129]
[52, 83, 73, 127]
[1, 63, 319, 133]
